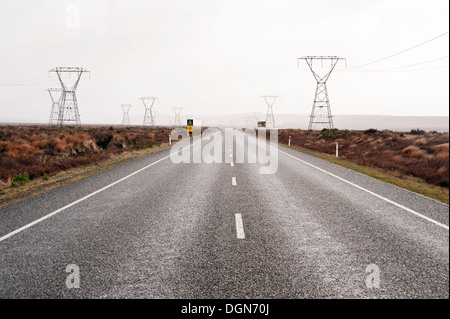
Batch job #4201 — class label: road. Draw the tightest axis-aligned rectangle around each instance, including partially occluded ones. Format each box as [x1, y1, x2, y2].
[0, 129, 448, 299]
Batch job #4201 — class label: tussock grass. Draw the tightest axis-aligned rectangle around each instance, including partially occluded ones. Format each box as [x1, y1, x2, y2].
[279, 129, 449, 189]
[285, 144, 449, 204]
[279, 128, 449, 204]
[0, 125, 172, 192]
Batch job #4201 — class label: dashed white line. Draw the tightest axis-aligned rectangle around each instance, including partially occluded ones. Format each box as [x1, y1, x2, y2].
[235, 214, 245, 239]
[232, 177, 237, 186]
[230, 162, 234, 167]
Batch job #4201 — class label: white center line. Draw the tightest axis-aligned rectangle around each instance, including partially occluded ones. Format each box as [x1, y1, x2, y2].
[232, 177, 237, 186]
[235, 213, 245, 239]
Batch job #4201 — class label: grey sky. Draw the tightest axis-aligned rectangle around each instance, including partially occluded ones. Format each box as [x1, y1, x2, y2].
[0, 0, 448, 124]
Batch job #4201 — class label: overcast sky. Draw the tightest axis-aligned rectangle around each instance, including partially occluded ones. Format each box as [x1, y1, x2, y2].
[0, 0, 448, 124]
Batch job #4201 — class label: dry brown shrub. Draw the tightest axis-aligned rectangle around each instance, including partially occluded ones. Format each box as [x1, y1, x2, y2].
[64, 135, 83, 145]
[436, 152, 449, 159]
[434, 143, 449, 153]
[437, 167, 447, 175]
[348, 144, 357, 149]
[401, 134, 416, 140]
[31, 140, 47, 149]
[82, 139, 100, 153]
[434, 143, 449, 159]
[414, 138, 428, 145]
[0, 141, 7, 153]
[54, 140, 67, 153]
[5, 145, 19, 158]
[389, 155, 401, 162]
[401, 145, 420, 154]
[409, 149, 427, 159]
[9, 135, 24, 143]
[0, 175, 11, 186]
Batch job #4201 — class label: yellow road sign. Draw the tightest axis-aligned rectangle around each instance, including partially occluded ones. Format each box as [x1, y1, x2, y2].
[187, 125, 194, 132]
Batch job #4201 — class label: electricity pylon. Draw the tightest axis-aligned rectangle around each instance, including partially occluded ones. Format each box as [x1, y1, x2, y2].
[262, 96, 278, 128]
[46, 88, 62, 126]
[298, 56, 345, 130]
[141, 96, 157, 126]
[49, 67, 89, 126]
[121, 104, 132, 125]
[173, 107, 182, 126]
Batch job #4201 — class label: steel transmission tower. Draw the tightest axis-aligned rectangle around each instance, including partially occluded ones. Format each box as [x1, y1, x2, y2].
[121, 104, 132, 125]
[173, 107, 182, 126]
[46, 88, 62, 126]
[262, 96, 278, 128]
[298, 56, 345, 130]
[49, 67, 89, 126]
[141, 97, 157, 126]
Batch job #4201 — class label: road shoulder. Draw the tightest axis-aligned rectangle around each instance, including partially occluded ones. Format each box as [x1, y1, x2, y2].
[0, 143, 172, 208]
[281, 143, 449, 204]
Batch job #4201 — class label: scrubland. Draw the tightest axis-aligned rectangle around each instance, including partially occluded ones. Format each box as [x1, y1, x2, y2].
[0, 125, 171, 191]
[278, 128, 449, 189]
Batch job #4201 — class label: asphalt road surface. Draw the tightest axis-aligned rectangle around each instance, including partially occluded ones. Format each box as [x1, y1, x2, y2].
[0, 129, 448, 298]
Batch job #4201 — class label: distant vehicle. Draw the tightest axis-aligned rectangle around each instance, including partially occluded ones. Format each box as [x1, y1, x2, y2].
[257, 121, 266, 128]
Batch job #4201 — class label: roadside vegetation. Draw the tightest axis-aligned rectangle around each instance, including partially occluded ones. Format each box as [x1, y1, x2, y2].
[0, 125, 171, 192]
[278, 128, 449, 203]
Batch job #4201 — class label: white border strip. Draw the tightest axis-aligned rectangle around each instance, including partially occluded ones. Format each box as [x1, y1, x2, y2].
[275, 146, 449, 231]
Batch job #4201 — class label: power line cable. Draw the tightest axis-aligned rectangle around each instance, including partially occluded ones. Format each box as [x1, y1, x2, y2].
[88, 78, 127, 103]
[346, 31, 449, 70]
[348, 56, 449, 72]
[384, 65, 449, 72]
[0, 81, 58, 87]
[0, 76, 53, 84]
[77, 83, 117, 107]
[278, 67, 299, 108]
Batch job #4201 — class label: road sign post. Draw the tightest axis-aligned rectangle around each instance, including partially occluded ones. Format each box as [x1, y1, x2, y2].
[288, 136, 291, 147]
[187, 119, 194, 137]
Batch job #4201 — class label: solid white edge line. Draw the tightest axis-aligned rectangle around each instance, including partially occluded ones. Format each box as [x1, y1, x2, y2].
[235, 213, 245, 239]
[273, 146, 449, 231]
[0, 139, 203, 243]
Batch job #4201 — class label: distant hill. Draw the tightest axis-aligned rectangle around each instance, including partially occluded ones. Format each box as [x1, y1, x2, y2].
[196, 114, 449, 132]
[2, 114, 448, 132]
